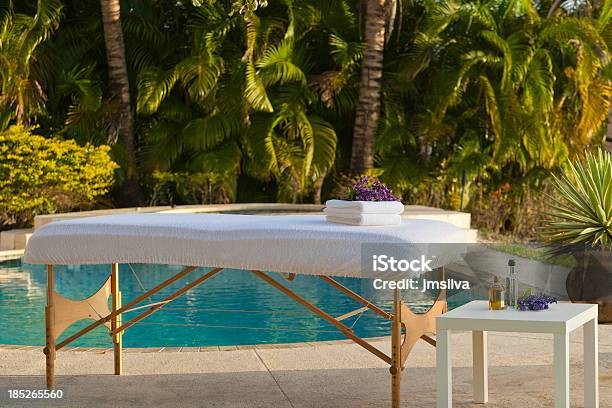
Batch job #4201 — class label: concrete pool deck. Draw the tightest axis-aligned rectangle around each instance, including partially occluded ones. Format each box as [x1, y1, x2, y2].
[1, 327, 610, 407]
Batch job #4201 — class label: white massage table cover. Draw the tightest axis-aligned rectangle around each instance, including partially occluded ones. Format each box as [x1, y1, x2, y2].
[24, 214, 468, 278]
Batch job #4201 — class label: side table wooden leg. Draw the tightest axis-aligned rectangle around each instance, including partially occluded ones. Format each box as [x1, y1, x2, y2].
[584, 318, 598, 408]
[473, 330, 488, 403]
[45, 265, 56, 389]
[554, 332, 570, 408]
[436, 329, 452, 408]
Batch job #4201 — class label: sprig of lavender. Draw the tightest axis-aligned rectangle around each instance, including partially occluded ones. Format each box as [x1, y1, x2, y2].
[516, 293, 557, 311]
[347, 176, 399, 201]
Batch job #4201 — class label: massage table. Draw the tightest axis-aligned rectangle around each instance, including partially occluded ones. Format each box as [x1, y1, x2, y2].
[24, 213, 468, 407]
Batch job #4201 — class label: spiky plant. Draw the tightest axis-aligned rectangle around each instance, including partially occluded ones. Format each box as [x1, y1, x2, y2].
[544, 149, 612, 248]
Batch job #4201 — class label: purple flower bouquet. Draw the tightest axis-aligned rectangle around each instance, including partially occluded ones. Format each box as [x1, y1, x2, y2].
[347, 176, 400, 202]
[516, 293, 557, 311]
[324, 176, 403, 226]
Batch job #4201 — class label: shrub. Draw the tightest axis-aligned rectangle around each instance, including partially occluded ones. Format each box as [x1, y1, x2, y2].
[0, 125, 117, 227]
[149, 170, 234, 206]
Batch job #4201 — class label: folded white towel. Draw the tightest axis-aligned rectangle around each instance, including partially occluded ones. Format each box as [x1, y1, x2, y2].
[326, 214, 402, 226]
[325, 199, 404, 214]
[324, 207, 404, 218]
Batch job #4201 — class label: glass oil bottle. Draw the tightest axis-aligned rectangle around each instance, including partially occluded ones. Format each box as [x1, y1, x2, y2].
[488, 276, 505, 310]
[507, 259, 518, 308]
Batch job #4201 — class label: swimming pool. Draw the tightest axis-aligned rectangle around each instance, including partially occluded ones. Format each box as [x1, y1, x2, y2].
[0, 259, 474, 348]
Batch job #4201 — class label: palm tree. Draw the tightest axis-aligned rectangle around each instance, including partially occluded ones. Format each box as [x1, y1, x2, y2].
[376, 0, 610, 203]
[350, 0, 388, 176]
[134, 0, 337, 203]
[547, 0, 612, 151]
[0, 0, 62, 129]
[99, 0, 141, 205]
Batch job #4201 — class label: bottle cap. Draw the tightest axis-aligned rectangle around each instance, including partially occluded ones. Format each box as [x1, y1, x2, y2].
[508, 259, 515, 267]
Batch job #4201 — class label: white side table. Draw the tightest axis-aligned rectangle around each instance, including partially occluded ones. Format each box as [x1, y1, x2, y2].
[436, 300, 598, 408]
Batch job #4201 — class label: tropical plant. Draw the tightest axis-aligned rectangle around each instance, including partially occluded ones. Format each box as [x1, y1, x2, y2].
[544, 148, 612, 247]
[1, 0, 611, 231]
[0, 0, 62, 128]
[134, 0, 338, 203]
[373, 0, 610, 234]
[0, 125, 117, 227]
[133, 0, 243, 200]
[544, 147, 612, 324]
[149, 167, 237, 206]
[403, 0, 609, 162]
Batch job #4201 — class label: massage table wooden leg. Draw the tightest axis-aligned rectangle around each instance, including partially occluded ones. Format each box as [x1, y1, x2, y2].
[44, 265, 56, 389]
[391, 288, 403, 408]
[111, 263, 122, 375]
[41, 264, 447, 405]
[392, 267, 448, 407]
[43, 263, 122, 385]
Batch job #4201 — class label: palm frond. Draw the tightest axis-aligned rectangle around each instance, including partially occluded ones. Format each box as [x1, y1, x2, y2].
[182, 113, 241, 151]
[309, 114, 337, 179]
[257, 39, 306, 86]
[140, 120, 184, 171]
[244, 62, 273, 112]
[136, 66, 178, 115]
[176, 55, 223, 104]
[523, 48, 555, 113]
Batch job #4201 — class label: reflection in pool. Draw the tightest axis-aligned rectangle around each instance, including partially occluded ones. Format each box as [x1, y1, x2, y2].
[0, 259, 474, 347]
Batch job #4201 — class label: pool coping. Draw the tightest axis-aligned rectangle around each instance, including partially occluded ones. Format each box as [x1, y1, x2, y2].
[0, 249, 24, 261]
[0, 336, 390, 353]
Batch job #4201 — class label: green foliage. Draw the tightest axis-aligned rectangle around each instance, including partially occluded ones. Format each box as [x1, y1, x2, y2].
[389, 0, 609, 177]
[131, 0, 339, 203]
[544, 149, 612, 247]
[0, 0, 62, 127]
[374, 0, 610, 239]
[0, 125, 117, 227]
[1, 0, 611, 228]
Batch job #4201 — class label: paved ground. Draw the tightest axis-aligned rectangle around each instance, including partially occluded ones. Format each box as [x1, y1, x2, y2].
[1, 327, 610, 408]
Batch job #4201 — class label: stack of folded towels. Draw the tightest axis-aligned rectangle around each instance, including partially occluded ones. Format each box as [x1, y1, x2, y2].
[324, 199, 405, 226]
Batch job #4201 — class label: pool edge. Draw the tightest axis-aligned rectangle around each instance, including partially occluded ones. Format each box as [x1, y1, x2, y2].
[0, 336, 391, 353]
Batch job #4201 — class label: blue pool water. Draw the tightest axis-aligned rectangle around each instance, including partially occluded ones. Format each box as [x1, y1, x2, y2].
[0, 259, 474, 347]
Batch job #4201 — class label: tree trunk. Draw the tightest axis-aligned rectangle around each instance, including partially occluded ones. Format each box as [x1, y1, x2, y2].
[313, 176, 324, 204]
[350, 0, 387, 176]
[100, 0, 141, 205]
